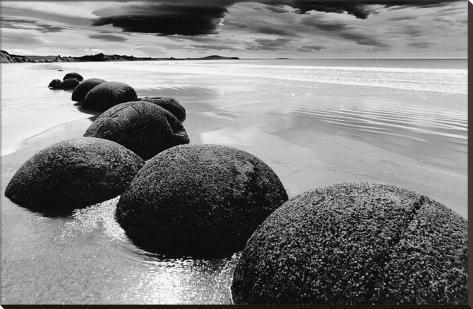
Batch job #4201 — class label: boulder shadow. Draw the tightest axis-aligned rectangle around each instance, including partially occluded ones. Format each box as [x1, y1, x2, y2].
[73, 102, 101, 121]
[16, 202, 79, 218]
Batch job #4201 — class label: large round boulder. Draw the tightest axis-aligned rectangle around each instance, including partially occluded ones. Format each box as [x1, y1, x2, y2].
[71, 78, 106, 102]
[231, 182, 468, 304]
[116, 144, 288, 257]
[82, 81, 138, 112]
[60, 78, 80, 90]
[5, 137, 144, 211]
[48, 79, 62, 89]
[140, 96, 186, 122]
[84, 101, 189, 159]
[63, 72, 83, 82]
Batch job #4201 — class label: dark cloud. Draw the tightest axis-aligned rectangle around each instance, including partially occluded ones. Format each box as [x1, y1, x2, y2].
[91, 0, 461, 36]
[253, 25, 295, 36]
[301, 16, 387, 47]
[246, 38, 292, 50]
[389, 16, 416, 21]
[223, 20, 249, 29]
[264, 4, 294, 13]
[401, 25, 424, 37]
[301, 18, 351, 32]
[190, 44, 239, 50]
[225, 20, 294, 36]
[89, 34, 127, 42]
[339, 32, 388, 47]
[93, 3, 228, 35]
[407, 41, 430, 48]
[1, 16, 65, 33]
[298, 44, 325, 52]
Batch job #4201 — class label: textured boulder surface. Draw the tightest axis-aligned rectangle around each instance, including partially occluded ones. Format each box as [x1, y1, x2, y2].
[84, 101, 189, 159]
[82, 81, 138, 112]
[63, 72, 83, 82]
[5, 137, 144, 211]
[140, 96, 186, 122]
[71, 78, 106, 101]
[231, 182, 468, 305]
[48, 79, 62, 89]
[60, 78, 80, 90]
[116, 144, 288, 257]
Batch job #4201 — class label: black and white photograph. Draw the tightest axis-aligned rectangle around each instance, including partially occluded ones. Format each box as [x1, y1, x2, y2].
[0, 0, 468, 305]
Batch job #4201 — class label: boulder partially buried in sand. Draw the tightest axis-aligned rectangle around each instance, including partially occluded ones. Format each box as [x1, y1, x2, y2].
[140, 96, 186, 122]
[231, 182, 468, 304]
[116, 144, 288, 257]
[5, 137, 144, 211]
[82, 81, 138, 112]
[84, 101, 189, 159]
[48, 79, 62, 89]
[71, 78, 106, 101]
[63, 72, 83, 82]
[60, 78, 80, 90]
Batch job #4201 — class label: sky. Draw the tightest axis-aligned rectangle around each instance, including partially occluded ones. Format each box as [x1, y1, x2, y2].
[0, 0, 467, 59]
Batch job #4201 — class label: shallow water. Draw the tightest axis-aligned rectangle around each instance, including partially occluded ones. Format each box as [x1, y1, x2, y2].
[1, 59, 467, 304]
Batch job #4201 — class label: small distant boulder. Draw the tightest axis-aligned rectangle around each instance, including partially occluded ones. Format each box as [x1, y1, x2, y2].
[231, 182, 468, 304]
[116, 144, 288, 257]
[84, 101, 189, 159]
[4, 137, 144, 211]
[60, 78, 80, 90]
[48, 79, 62, 89]
[82, 81, 138, 112]
[71, 78, 106, 102]
[140, 96, 186, 122]
[63, 72, 83, 82]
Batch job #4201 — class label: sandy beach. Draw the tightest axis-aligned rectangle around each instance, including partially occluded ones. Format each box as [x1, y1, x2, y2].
[1, 59, 467, 304]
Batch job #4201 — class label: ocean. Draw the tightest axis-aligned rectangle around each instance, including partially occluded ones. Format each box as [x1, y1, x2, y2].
[1, 59, 467, 304]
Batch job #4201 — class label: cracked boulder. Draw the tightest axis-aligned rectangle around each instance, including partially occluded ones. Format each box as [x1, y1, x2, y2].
[115, 144, 288, 257]
[231, 182, 468, 304]
[84, 101, 189, 160]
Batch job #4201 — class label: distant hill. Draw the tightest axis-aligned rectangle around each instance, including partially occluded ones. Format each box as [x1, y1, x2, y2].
[0, 50, 35, 63]
[1, 50, 239, 63]
[194, 55, 240, 60]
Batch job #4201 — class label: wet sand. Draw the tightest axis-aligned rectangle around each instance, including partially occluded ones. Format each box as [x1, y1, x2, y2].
[1, 60, 467, 304]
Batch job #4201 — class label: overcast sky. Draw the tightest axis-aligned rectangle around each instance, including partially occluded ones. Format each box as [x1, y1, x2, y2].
[0, 0, 466, 59]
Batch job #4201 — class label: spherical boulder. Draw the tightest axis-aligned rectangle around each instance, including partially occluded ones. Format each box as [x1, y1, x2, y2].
[116, 144, 288, 257]
[84, 101, 189, 159]
[63, 72, 83, 82]
[140, 96, 186, 122]
[60, 78, 80, 90]
[71, 78, 106, 102]
[82, 81, 138, 112]
[5, 137, 144, 211]
[48, 79, 62, 89]
[231, 182, 468, 304]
